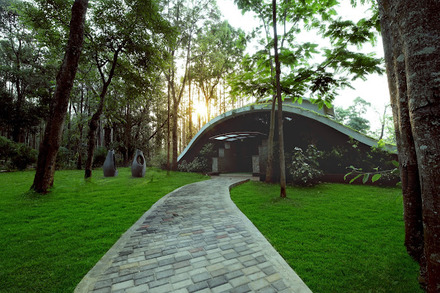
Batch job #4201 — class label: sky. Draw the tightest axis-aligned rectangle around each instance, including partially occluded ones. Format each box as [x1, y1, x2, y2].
[216, 0, 391, 131]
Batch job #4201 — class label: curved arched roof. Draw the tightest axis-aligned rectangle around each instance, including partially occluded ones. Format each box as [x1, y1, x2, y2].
[178, 102, 396, 163]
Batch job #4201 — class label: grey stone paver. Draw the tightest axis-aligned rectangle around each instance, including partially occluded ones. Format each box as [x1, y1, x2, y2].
[75, 177, 312, 292]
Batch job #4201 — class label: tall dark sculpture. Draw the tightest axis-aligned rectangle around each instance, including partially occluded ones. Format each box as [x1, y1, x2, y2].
[103, 150, 118, 177]
[131, 149, 146, 178]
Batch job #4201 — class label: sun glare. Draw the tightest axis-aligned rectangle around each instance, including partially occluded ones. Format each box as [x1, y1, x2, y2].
[192, 100, 207, 122]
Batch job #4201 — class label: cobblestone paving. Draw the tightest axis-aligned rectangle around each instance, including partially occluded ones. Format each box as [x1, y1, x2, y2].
[75, 177, 311, 293]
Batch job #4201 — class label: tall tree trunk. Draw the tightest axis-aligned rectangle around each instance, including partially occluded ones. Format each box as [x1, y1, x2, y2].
[272, 0, 286, 197]
[379, 1, 424, 264]
[172, 101, 178, 170]
[84, 48, 121, 178]
[170, 38, 191, 170]
[76, 88, 85, 170]
[12, 39, 23, 143]
[167, 77, 171, 172]
[378, 1, 440, 290]
[265, 96, 276, 183]
[31, 0, 88, 193]
[260, 11, 277, 184]
[188, 67, 193, 139]
[84, 103, 103, 178]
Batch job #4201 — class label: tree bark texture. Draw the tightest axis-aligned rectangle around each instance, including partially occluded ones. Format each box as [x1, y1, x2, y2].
[272, 0, 286, 198]
[378, 1, 440, 291]
[265, 96, 276, 183]
[31, 0, 88, 193]
[379, 1, 424, 264]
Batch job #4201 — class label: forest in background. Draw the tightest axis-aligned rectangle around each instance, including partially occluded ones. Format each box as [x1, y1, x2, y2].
[0, 0, 254, 170]
[0, 0, 387, 172]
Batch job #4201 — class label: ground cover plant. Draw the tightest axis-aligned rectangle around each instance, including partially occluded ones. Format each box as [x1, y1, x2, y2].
[0, 168, 207, 293]
[230, 182, 422, 293]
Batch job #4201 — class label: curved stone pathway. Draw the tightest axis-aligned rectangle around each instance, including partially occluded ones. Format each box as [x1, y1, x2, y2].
[75, 177, 311, 293]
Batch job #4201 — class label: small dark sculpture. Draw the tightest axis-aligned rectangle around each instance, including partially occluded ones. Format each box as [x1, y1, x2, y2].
[131, 149, 146, 177]
[103, 150, 118, 177]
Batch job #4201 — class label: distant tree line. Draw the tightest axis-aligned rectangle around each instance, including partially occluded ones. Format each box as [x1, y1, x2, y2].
[0, 0, 246, 174]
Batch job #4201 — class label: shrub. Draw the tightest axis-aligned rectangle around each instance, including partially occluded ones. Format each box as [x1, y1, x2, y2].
[178, 143, 215, 173]
[199, 143, 216, 158]
[178, 157, 209, 173]
[56, 147, 76, 169]
[287, 145, 323, 186]
[0, 136, 37, 170]
[0, 136, 14, 161]
[93, 146, 108, 168]
[149, 152, 167, 169]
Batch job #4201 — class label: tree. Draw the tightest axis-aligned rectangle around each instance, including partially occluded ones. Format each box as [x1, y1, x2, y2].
[164, 0, 217, 170]
[378, 1, 440, 291]
[83, 0, 172, 178]
[192, 20, 245, 121]
[271, 0, 286, 197]
[0, 0, 53, 144]
[31, 0, 88, 193]
[232, 0, 383, 195]
[335, 96, 371, 133]
[374, 104, 395, 143]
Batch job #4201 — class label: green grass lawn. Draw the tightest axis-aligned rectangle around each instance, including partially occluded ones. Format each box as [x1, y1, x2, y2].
[230, 181, 423, 293]
[0, 168, 207, 293]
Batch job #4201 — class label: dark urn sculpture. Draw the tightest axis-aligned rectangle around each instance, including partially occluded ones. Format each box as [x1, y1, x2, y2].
[131, 149, 146, 178]
[103, 150, 118, 177]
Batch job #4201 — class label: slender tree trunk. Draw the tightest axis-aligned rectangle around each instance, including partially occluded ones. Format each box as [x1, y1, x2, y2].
[12, 39, 23, 143]
[31, 0, 88, 193]
[272, 0, 286, 197]
[379, 1, 440, 291]
[84, 48, 121, 178]
[12, 76, 23, 142]
[167, 77, 171, 173]
[259, 13, 277, 184]
[265, 96, 276, 183]
[172, 101, 178, 170]
[76, 88, 84, 169]
[188, 68, 193, 139]
[170, 37, 191, 170]
[84, 104, 103, 178]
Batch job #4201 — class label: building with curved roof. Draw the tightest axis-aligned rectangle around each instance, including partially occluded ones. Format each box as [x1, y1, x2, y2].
[178, 98, 396, 182]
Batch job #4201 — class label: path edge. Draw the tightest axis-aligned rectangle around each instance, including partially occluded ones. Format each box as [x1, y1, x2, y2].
[74, 184, 188, 293]
[227, 179, 313, 293]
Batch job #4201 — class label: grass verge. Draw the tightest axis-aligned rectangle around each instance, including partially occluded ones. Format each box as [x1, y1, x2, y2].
[230, 181, 422, 293]
[0, 168, 207, 293]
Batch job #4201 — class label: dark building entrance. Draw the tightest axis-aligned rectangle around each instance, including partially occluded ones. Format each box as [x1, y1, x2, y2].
[210, 132, 265, 175]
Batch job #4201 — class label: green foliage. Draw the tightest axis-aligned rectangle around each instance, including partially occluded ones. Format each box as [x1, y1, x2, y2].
[0, 168, 207, 292]
[335, 97, 371, 133]
[178, 157, 210, 173]
[92, 146, 108, 168]
[230, 182, 422, 293]
[344, 140, 400, 185]
[287, 145, 323, 186]
[178, 143, 215, 173]
[199, 142, 216, 158]
[56, 147, 75, 170]
[0, 135, 14, 161]
[192, 20, 246, 117]
[229, 0, 384, 106]
[10, 143, 37, 170]
[0, 1, 53, 140]
[148, 151, 168, 169]
[0, 135, 37, 170]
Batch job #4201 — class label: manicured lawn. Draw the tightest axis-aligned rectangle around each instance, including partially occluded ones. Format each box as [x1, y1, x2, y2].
[230, 182, 423, 293]
[0, 168, 207, 293]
